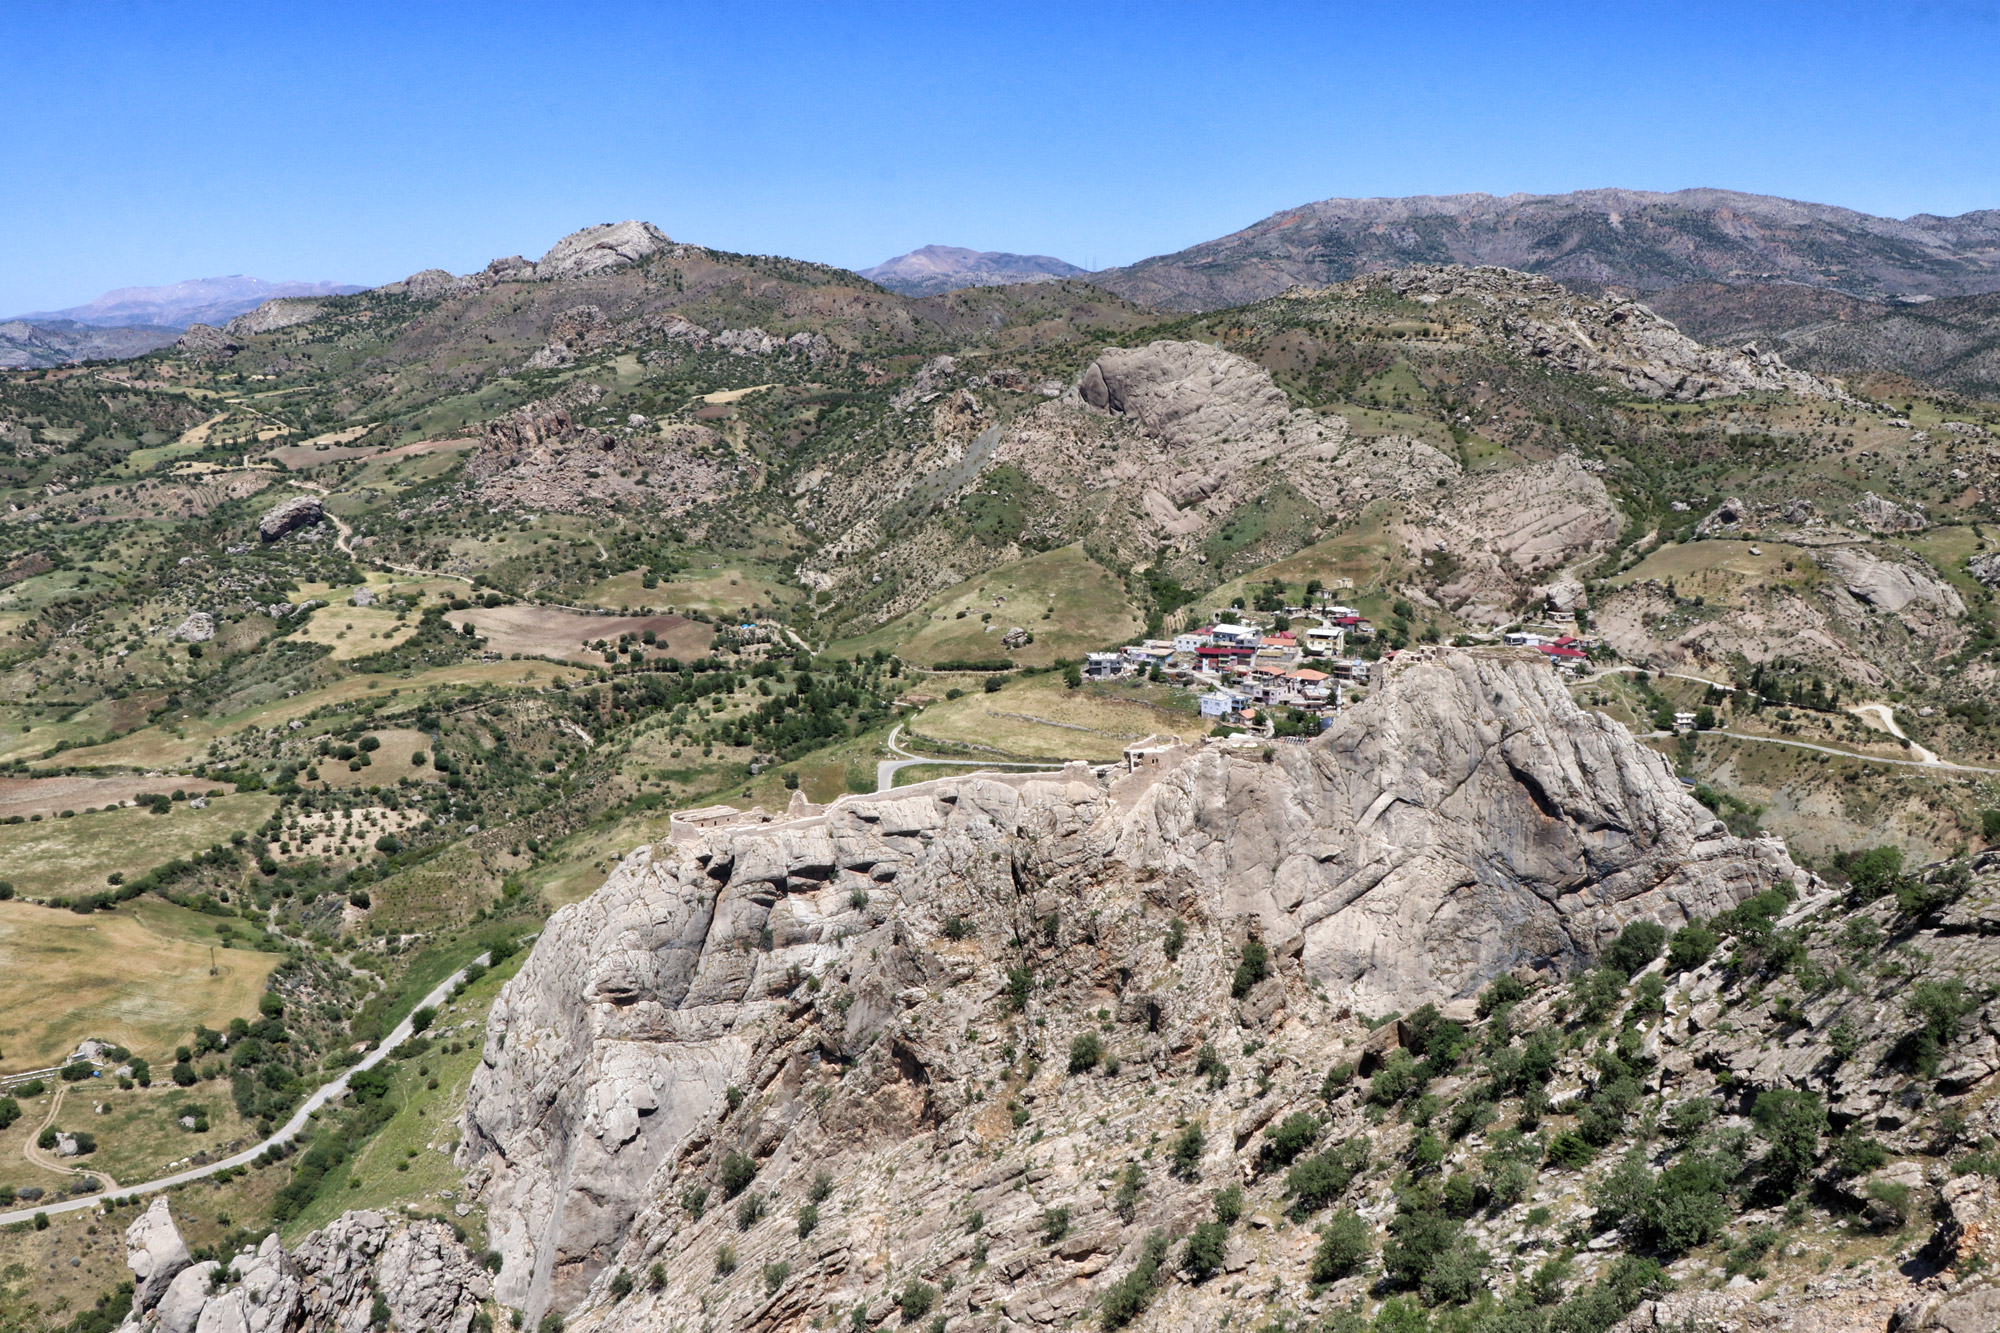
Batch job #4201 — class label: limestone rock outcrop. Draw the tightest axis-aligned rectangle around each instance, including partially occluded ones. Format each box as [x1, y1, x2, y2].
[1851, 490, 1929, 533]
[1346, 265, 1846, 402]
[258, 494, 324, 542]
[173, 323, 239, 357]
[1967, 549, 2000, 589]
[118, 1202, 489, 1333]
[124, 1197, 192, 1314]
[224, 299, 327, 337]
[469, 389, 730, 515]
[1823, 545, 1966, 616]
[460, 648, 1795, 1325]
[534, 221, 672, 280]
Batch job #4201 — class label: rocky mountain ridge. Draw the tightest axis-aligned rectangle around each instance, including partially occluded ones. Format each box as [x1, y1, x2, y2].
[456, 649, 1799, 1327]
[0, 317, 180, 369]
[1088, 188, 2000, 313]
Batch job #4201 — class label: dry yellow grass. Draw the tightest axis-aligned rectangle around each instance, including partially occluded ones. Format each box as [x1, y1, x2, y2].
[1604, 540, 1822, 602]
[0, 899, 277, 1072]
[0, 793, 276, 900]
[316, 727, 435, 790]
[911, 675, 1207, 762]
[293, 603, 419, 660]
[590, 566, 799, 613]
[836, 544, 1142, 668]
[53, 659, 574, 770]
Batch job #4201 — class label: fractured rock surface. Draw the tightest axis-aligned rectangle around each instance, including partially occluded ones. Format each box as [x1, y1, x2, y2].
[459, 648, 1795, 1323]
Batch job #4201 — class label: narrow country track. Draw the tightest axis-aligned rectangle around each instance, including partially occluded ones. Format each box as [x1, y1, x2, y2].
[0, 954, 488, 1226]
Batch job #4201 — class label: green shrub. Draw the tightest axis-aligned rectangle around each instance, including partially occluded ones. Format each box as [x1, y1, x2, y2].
[1604, 920, 1666, 977]
[719, 1152, 756, 1199]
[1193, 1043, 1229, 1090]
[1844, 845, 1905, 902]
[1752, 1088, 1825, 1190]
[1311, 1210, 1371, 1282]
[1369, 1050, 1419, 1106]
[1006, 965, 1034, 1012]
[1573, 966, 1627, 1024]
[1042, 1205, 1071, 1243]
[1170, 1123, 1206, 1179]
[898, 1280, 937, 1322]
[1547, 1131, 1595, 1169]
[1263, 1112, 1321, 1166]
[797, 1203, 819, 1238]
[1213, 1184, 1244, 1225]
[1287, 1140, 1368, 1216]
[1068, 1033, 1104, 1074]
[1835, 1128, 1889, 1176]
[1905, 978, 1978, 1076]
[1477, 974, 1527, 1019]
[734, 1191, 765, 1231]
[1163, 918, 1186, 961]
[1181, 1220, 1228, 1282]
[1231, 940, 1271, 998]
[681, 1185, 708, 1219]
[1099, 1230, 1169, 1327]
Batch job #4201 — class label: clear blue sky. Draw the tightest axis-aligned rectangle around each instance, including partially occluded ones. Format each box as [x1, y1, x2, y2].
[4, 1, 1998, 314]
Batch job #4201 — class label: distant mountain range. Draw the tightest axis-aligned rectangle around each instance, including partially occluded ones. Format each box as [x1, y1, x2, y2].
[859, 245, 1085, 296]
[1084, 188, 2000, 311]
[10, 275, 366, 331]
[0, 318, 181, 370]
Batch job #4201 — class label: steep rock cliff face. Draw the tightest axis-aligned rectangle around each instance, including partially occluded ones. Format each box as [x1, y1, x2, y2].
[459, 650, 1795, 1325]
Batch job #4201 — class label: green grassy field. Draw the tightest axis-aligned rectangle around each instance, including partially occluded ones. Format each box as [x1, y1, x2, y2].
[0, 898, 279, 1071]
[832, 544, 1142, 668]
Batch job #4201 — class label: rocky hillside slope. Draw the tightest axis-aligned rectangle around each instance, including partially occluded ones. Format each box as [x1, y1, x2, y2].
[456, 649, 1802, 1328]
[0, 317, 179, 368]
[1088, 188, 2000, 313]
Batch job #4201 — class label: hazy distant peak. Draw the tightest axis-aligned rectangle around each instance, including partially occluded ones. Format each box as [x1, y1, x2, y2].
[860, 245, 1086, 296]
[13, 276, 365, 330]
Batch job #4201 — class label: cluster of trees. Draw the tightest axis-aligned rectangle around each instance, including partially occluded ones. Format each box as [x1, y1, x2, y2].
[171, 993, 305, 1130]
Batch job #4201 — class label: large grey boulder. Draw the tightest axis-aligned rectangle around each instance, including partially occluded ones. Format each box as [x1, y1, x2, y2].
[258, 494, 323, 543]
[1822, 545, 1966, 615]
